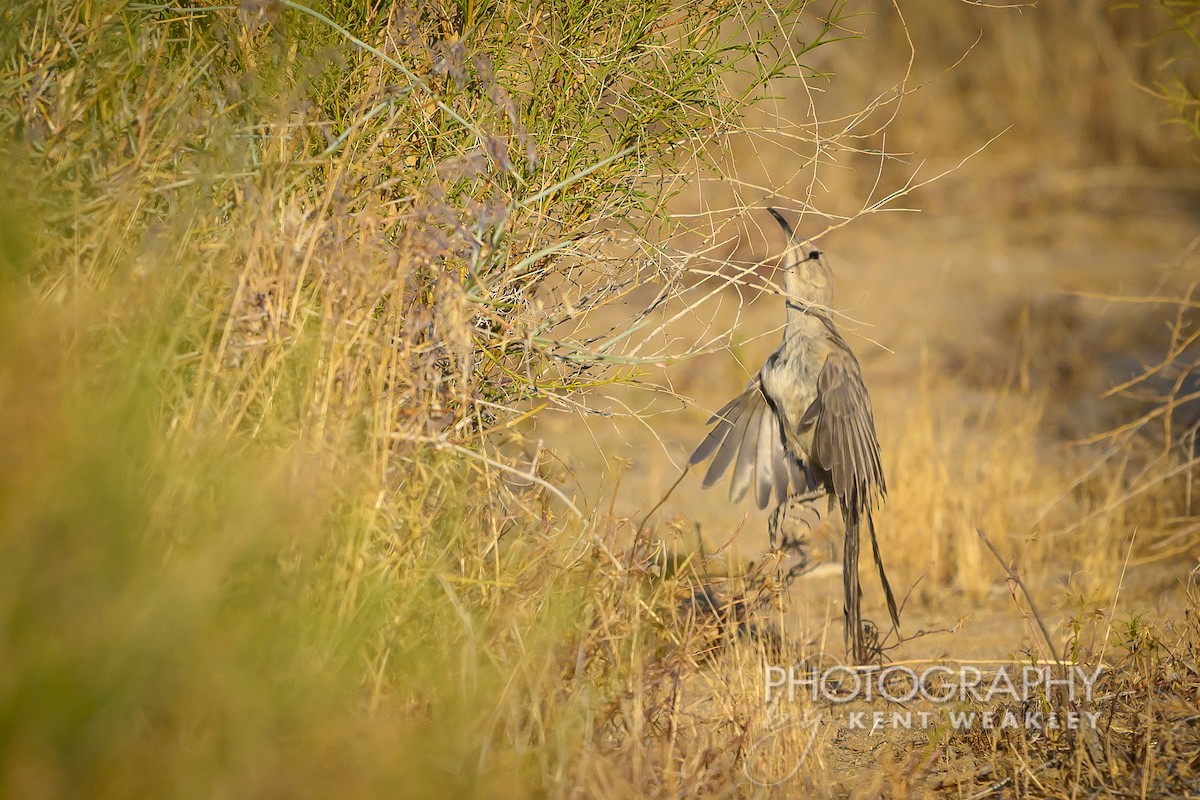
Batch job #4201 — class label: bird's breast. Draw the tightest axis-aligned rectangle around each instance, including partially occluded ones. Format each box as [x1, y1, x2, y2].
[760, 344, 824, 457]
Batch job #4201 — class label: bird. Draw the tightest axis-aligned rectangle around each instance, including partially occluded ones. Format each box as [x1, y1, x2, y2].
[689, 208, 900, 664]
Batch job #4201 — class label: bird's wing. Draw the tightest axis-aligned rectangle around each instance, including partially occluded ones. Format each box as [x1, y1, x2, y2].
[807, 347, 899, 659]
[804, 347, 886, 512]
[690, 380, 799, 509]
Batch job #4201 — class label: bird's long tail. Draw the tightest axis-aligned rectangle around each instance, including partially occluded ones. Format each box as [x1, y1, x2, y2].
[843, 506, 864, 663]
[844, 507, 901, 663]
[867, 512, 901, 634]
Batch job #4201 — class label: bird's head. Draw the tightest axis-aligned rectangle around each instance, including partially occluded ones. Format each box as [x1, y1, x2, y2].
[766, 207, 833, 314]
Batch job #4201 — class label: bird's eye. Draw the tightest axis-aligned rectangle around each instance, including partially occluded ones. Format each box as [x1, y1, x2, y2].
[807, 250, 822, 260]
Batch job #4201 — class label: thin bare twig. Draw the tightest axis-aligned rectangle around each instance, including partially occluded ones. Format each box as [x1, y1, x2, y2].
[976, 527, 1060, 665]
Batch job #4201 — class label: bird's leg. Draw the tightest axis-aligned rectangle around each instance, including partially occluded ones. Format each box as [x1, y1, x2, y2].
[762, 489, 828, 609]
[768, 502, 785, 552]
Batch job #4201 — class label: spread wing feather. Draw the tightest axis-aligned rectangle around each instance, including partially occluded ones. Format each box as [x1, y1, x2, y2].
[700, 390, 754, 487]
[728, 400, 763, 503]
[690, 380, 801, 509]
[754, 404, 776, 509]
[690, 393, 740, 465]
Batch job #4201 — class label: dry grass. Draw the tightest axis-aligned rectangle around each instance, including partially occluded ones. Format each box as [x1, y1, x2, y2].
[930, 568, 1200, 798]
[1, 0, 1199, 798]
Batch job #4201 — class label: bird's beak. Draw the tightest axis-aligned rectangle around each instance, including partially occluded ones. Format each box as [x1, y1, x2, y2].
[766, 207, 797, 241]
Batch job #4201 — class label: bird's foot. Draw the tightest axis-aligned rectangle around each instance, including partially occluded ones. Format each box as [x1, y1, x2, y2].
[768, 489, 826, 550]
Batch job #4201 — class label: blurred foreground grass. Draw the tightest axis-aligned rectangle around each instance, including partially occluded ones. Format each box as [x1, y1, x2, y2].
[0, 186, 586, 797]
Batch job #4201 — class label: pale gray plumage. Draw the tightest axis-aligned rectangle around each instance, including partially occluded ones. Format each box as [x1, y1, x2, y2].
[692, 382, 806, 509]
[690, 208, 899, 663]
